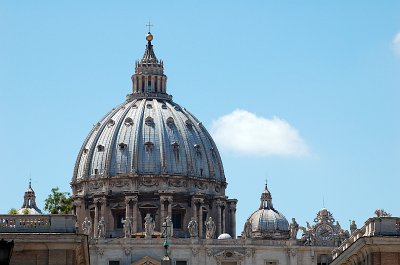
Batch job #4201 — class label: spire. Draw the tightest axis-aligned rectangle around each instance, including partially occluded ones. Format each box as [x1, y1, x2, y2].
[20, 179, 42, 214]
[260, 182, 274, 210]
[129, 26, 170, 100]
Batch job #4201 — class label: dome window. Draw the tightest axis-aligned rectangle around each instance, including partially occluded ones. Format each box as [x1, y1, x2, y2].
[107, 119, 115, 127]
[132, 104, 138, 109]
[124, 117, 134, 126]
[144, 141, 154, 152]
[119, 143, 127, 150]
[174, 106, 180, 111]
[161, 104, 167, 109]
[194, 144, 201, 157]
[146, 104, 153, 109]
[185, 120, 193, 127]
[83, 148, 89, 154]
[94, 169, 99, 175]
[145, 116, 154, 126]
[166, 117, 174, 125]
[172, 142, 180, 161]
[97, 145, 105, 152]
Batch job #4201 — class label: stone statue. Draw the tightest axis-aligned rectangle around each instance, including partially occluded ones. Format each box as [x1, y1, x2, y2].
[350, 220, 357, 234]
[335, 221, 342, 234]
[242, 220, 252, 239]
[144, 213, 155, 239]
[205, 217, 216, 239]
[162, 216, 173, 238]
[97, 217, 106, 239]
[289, 218, 299, 240]
[122, 217, 132, 238]
[188, 217, 198, 238]
[375, 209, 392, 217]
[82, 217, 91, 237]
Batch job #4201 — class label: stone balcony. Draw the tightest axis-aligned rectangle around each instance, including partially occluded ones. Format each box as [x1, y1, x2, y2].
[332, 216, 400, 259]
[0, 214, 76, 233]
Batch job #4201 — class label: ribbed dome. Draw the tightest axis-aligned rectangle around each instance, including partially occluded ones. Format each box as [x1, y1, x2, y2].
[249, 209, 289, 232]
[246, 183, 289, 239]
[72, 33, 224, 182]
[73, 98, 224, 180]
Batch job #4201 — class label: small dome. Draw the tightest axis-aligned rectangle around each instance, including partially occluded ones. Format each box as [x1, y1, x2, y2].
[217, 233, 232, 239]
[248, 208, 289, 231]
[245, 183, 289, 239]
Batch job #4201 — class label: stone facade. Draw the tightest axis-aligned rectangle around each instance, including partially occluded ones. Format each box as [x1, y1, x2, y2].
[331, 217, 400, 265]
[0, 215, 90, 265]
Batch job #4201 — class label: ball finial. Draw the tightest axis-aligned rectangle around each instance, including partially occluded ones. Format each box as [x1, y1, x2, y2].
[146, 33, 153, 42]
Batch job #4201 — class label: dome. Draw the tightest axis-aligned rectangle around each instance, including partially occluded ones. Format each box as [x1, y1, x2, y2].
[72, 34, 224, 183]
[245, 183, 289, 239]
[73, 99, 224, 180]
[217, 233, 232, 239]
[70, 32, 237, 240]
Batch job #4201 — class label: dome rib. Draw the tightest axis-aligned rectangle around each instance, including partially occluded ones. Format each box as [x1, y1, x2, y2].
[106, 104, 131, 175]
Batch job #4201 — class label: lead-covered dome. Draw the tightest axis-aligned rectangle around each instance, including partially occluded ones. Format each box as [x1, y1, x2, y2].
[245, 183, 289, 239]
[72, 33, 224, 183]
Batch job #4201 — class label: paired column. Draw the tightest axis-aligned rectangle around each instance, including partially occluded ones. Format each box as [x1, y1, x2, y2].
[125, 195, 138, 234]
[160, 195, 173, 227]
[228, 200, 237, 238]
[216, 200, 226, 235]
[192, 197, 204, 237]
[93, 197, 105, 238]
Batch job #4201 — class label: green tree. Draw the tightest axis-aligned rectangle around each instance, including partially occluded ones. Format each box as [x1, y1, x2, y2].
[44, 187, 73, 214]
[8, 208, 18, 214]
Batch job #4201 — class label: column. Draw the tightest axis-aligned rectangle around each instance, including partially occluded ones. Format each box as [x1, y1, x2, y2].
[131, 196, 138, 234]
[222, 203, 226, 234]
[216, 200, 222, 236]
[192, 198, 198, 223]
[145, 76, 148, 92]
[231, 204, 236, 238]
[198, 204, 203, 238]
[93, 199, 99, 238]
[125, 197, 131, 219]
[151, 76, 155, 92]
[160, 196, 165, 225]
[167, 197, 173, 218]
[138, 76, 143, 93]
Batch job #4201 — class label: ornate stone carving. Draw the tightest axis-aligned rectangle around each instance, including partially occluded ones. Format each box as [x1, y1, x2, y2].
[97, 217, 106, 239]
[140, 178, 159, 187]
[123, 217, 132, 238]
[82, 217, 91, 237]
[350, 220, 357, 234]
[161, 216, 173, 238]
[188, 217, 199, 238]
[242, 220, 252, 239]
[205, 217, 216, 239]
[167, 178, 187, 187]
[96, 247, 104, 256]
[194, 181, 208, 190]
[289, 217, 299, 240]
[375, 209, 392, 217]
[89, 181, 103, 190]
[144, 213, 155, 239]
[110, 179, 129, 188]
[191, 247, 199, 256]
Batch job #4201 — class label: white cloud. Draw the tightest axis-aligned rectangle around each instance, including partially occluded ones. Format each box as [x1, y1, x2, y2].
[211, 109, 310, 157]
[393, 32, 400, 56]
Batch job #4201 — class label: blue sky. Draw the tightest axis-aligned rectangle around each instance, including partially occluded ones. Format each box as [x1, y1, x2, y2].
[0, 1, 399, 233]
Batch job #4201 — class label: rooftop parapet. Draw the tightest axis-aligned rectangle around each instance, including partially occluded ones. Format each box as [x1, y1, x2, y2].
[0, 214, 76, 233]
[332, 216, 400, 260]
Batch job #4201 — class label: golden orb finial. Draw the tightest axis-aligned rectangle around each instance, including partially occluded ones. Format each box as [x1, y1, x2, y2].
[146, 33, 153, 42]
